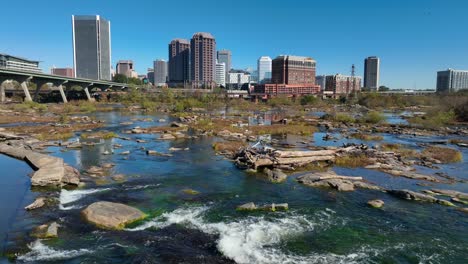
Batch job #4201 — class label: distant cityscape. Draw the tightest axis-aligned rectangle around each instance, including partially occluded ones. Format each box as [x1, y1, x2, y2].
[1, 14, 467, 99]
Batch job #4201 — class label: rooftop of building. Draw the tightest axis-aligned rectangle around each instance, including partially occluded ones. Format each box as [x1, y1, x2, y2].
[192, 32, 215, 39]
[0, 53, 39, 63]
[117, 60, 133, 64]
[72, 15, 108, 21]
[438, 68, 468, 73]
[170, 38, 190, 44]
[229, 69, 250, 74]
[258, 56, 272, 61]
[274, 55, 315, 62]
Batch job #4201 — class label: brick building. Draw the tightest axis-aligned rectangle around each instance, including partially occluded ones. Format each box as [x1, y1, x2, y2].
[253, 55, 320, 99]
[190, 32, 216, 88]
[324, 74, 361, 98]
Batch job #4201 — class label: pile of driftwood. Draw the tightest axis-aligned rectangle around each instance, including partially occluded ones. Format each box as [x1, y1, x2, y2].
[234, 146, 338, 170]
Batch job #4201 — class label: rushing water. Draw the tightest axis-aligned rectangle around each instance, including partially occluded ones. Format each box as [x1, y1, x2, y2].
[1, 111, 467, 263]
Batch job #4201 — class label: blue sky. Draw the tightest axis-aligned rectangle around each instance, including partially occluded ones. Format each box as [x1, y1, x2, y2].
[2, 0, 467, 89]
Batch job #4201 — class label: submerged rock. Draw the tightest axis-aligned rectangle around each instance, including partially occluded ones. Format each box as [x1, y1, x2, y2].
[261, 203, 289, 211]
[81, 201, 146, 230]
[25, 197, 46, 210]
[182, 189, 200, 195]
[367, 199, 385, 208]
[264, 168, 287, 183]
[111, 174, 126, 182]
[236, 202, 257, 211]
[388, 189, 455, 206]
[31, 222, 58, 239]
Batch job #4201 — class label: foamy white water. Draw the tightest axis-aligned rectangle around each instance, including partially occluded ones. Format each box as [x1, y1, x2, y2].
[59, 188, 111, 210]
[17, 240, 92, 262]
[126, 206, 375, 264]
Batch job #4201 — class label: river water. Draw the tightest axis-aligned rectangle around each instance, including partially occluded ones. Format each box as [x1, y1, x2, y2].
[1, 111, 467, 263]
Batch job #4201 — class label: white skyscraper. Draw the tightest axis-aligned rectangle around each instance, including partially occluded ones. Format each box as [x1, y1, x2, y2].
[257, 56, 272, 84]
[215, 61, 226, 87]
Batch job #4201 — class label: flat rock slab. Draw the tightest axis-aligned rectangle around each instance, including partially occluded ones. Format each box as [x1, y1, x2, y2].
[82, 201, 146, 230]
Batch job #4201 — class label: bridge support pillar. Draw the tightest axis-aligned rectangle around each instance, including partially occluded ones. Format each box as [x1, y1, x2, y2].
[58, 84, 68, 103]
[20, 81, 33, 102]
[84, 87, 93, 101]
[0, 81, 6, 103]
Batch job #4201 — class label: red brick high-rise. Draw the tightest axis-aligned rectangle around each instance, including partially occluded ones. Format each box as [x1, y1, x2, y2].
[190, 32, 216, 88]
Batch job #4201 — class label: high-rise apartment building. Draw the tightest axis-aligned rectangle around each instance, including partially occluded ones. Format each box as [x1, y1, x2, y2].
[51, 67, 74, 77]
[272, 55, 316, 84]
[215, 61, 226, 87]
[116, 60, 136, 78]
[257, 56, 272, 84]
[72, 15, 111, 80]
[437, 69, 468, 93]
[217, 50, 231, 77]
[190, 32, 216, 88]
[154, 59, 168, 86]
[364, 56, 380, 90]
[168, 39, 190, 83]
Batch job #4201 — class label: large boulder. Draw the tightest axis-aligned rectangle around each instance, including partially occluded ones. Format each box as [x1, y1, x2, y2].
[81, 201, 146, 230]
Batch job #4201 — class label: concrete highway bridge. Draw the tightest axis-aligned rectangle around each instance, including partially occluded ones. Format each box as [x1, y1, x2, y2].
[0, 68, 133, 103]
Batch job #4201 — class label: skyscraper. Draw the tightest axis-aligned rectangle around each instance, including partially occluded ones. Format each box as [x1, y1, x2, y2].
[215, 61, 226, 87]
[154, 59, 168, 86]
[364, 56, 380, 90]
[72, 15, 111, 80]
[257, 56, 272, 84]
[168, 39, 190, 83]
[217, 49, 231, 77]
[190, 32, 216, 88]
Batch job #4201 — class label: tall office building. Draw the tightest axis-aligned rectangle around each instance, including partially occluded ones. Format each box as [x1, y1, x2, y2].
[437, 69, 468, 93]
[217, 49, 231, 77]
[72, 15, 111, 80]
[154, 59, 168, 86]
[116, 60, 136, 78]
[272, 55, 316, 84]
[168, 39, 190, 83]
[215, 61, 226, 87]
[364, 56, 380, 90]
[190, 32, 216, 88]
[257, 56, 272, 84]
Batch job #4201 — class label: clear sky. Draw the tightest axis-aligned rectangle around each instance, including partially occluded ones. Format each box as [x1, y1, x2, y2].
[2, 0, 467, 89]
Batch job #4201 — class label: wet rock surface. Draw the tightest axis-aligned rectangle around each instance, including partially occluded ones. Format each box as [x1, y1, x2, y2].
[81, 201, 146, 230]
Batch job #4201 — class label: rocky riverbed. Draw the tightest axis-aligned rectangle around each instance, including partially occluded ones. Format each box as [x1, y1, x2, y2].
[0, 106, 467, 263]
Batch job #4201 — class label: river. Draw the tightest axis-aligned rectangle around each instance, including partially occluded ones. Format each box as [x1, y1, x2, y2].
[1, 111, 467, 263]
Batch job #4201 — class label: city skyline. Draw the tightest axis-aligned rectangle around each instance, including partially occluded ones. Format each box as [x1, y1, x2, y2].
[2, 0, 468, 89]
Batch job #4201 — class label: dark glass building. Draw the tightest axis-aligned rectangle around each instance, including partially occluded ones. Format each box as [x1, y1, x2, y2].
[72, 15, 111, 80]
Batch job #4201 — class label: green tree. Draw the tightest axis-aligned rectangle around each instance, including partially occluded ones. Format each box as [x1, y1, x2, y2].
[113, 74, 128, 84]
